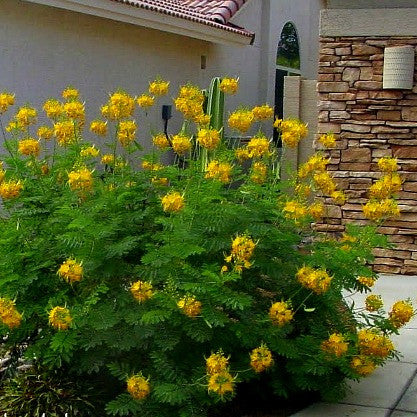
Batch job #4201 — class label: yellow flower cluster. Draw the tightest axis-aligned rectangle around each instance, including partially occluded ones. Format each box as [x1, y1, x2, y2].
[228, 109, 254, 133]
[206, 351, 235, 397]
[296, 266, 332, 294]
[0, 180, 23, 199]
[127, 374, 151, 400]
[101, 154, 114, 165]
[43, 98, 63, 119]
[357, 276, 376, 288]
[174, 84, 205, 122]
[308, 201, 325, 221]
[172, 133, 192, 155]
[357, 329, 394, 359]
[161, 191, 185, 213]
[80, 146, 99, 158]
[141, 161, 162, 171]
[246, 135, 271, 158]
[318, 132, 337, 148]
[54, 121, 76, 146]
[205, 160, 232, 184]
[298, 154, 330, 179]
[15, 106, 37, 128]
[274, 118, 308, 148]
[38, 126, 53, 140]
[149, 78, 169, 96]
[90, 120, 108, 136]
[269, 301, 294, 327]
[0, 164, 4, 183]
[118, 120, 137, 147]
[365, 295, 383, 312]
[152, 133, 170, 150]
[0, 298, 22, 328]
[351, 355, 377, 376]
[283, 200, 307, 221]
[151, 177, 169, 187]
[313, 171, 336, 195]
[0, 92, 15, 114]
[62, 87, 79, 101]
[252, 104, 274, 121]
[18, 138, 40, 157]
[224, 234, 256, 272]
[177, 296, 202, 317]
[197, 128, 221, 150]
[102, 91, 135, 120]
[206, 352, 229, 375]
[48, 306, 72, 330]
[321, 333, 349, 357]
[363, 157, 401, 221]
[137, 94, 154, 108]
[57, 259, 83, 283]
[219, 77, 239, 95]
[250, 345, 274, 373]
[64, 100, 85, 124]
[389, 300, 414, 329]
[250, 161, 267, 184]
[130, 280, 154, 303]
[68, 167, 94, 192]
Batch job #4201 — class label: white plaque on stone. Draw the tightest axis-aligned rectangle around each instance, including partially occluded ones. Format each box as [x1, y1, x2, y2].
[383, 46, 415, 90]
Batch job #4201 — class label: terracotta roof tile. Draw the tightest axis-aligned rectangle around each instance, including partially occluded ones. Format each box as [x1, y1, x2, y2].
[108, 0, 254, 40]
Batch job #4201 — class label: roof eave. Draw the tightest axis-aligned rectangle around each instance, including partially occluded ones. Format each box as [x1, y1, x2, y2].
[22, 0, 254, 46]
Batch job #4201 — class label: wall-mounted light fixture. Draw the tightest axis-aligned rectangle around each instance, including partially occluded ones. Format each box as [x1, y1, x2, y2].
[383, 46, 415, 90]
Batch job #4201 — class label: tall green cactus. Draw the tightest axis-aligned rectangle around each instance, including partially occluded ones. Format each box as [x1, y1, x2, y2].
[206, 77, 225, 137]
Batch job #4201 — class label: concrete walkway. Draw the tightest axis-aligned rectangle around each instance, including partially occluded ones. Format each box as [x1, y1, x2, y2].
[292, 274, 417, 417]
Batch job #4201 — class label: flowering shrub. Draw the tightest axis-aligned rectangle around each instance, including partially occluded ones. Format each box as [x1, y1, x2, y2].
[0, 79, 414, 416]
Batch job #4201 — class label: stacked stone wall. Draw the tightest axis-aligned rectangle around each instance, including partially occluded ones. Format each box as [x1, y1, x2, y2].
[317, 36, 417, 274]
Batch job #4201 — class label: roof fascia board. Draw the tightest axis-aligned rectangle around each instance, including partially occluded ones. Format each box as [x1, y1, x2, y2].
[22, 0, 253, 45]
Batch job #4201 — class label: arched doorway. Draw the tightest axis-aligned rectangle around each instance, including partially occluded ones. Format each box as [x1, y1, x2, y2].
[274, 22, 300, 143]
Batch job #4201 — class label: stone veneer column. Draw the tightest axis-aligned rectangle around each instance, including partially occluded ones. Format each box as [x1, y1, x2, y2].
[317, 36, 417, 275]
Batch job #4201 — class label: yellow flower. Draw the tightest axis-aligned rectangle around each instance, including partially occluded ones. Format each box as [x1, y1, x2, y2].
[313, 171, 336, 195]
[177, 296, 202, 317]
[357, 276, 376, 288]
[102, 91, 135, 120]
[205, 160, 232, 184]
[195, 113, 211, 126]
[318, 132, 337, 148]
[152, 133, 170, 150]
[64, 101, 85, 123]
[389, 300, 414, 329]
[68, 167, 94, 192]
[141, 161, 162, 171]
[298, 154, 329, 178]
[363, 199, 400, 221]
[37, 126, 53, 140]
[206, 352, 229, 375]
[331, 191, 346, 205]
[54, 121, 76, 146]
[130, 281, 154, 303]
[295, 184, 311, 198]
[269, 301, 294, 327]
[80, 146, 99, 158]
[321, 333, 349, 357]
[219, 77, 239, 95]
[0, 298, 22, 329]
[57, 259, 83, 283]
[365, 295, 383, 312]
[283, 200, 308, 221]
[18, 138, 40, 157]
[358, 329, 394, 359]
[252, 104, 274, 121]
[225, 234, 256, 272]
[43, 99, 63, 119]
[378, 157, 398, 173]
[369, 174, 402, 199]
[197, 128, 221, 150]
[351, 355, 377, 376]
[0, 92, 15, 114]
[90, 120, 108, 137]
[277, 119, 308, 148]
[149, 79, 170, 96]
[118, 120, 136, 147]
[247, 135, 270, 158]
[48, 306, 72, 330]
[5, 120, 20, 133]
[228, 109, 254, 133]
[101, 154, 115, 165]
[161, 191, 185, 213]
[0, 170, 5, 183]
[0, 180, 23, 199]
[151, 177, 169, 187]
[296, 266, 332, 294]
[250, 345, 274, 373]
[208, 371, 235, 396]
[172, 133, 192, 155]
[62, 87, 79, 101]
[250, 161, 268, 184]
[235, 147, 251, 163]
[308, 201, 325, 221]
[15, 106, 37, 128]
[137, 94, 155, 108]
[127, 374, 151, 400]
